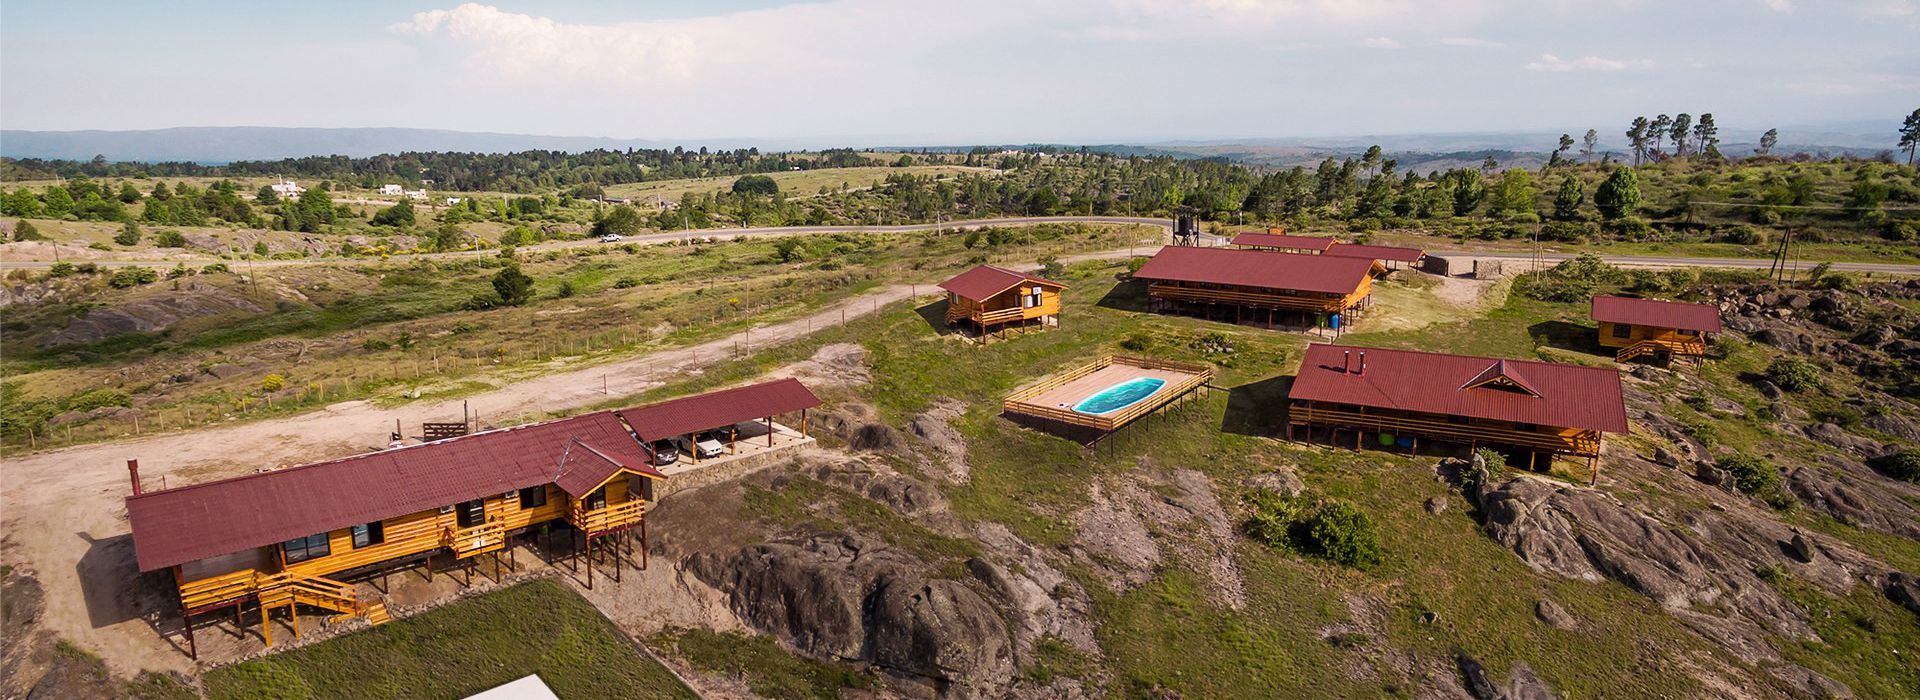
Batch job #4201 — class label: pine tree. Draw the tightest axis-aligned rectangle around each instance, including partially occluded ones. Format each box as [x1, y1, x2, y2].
[1900, 108, 1920, 167]
[1626, 118, 1650, 165]
[1669, 114, 1692, 157]
[1757, 128, 1779, 157]
[1594, 167, 1641, 220]
[1553, 175, 1585, 221]
[1581, 129, 1599, 163]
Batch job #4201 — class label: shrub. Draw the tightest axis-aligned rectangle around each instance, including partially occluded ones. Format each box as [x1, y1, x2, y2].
[107, 266, 158, 288]
[1125, 256, 1149, 275]
[1875, 450, 1920, 484]
[201, 263, 230, 274]
[252, 241, 269, 256]
[1723, 226, 1766, 246]
[48, 261, 76, 277]
[361, 338, 392, 351]
[556, 280, 576, 298]
[1038, 255, 1064, 278]
[492, 265, 535, 306]
[153, 229, 187, 247]
[11, 220, 42, 241]
[1119, 332, 1152, 352]
[1244, 492, 1383, 568]
[613, 277, 640, 289]
[261, 374, 286, 392]
[1718, 454, 1784, 503]
[114, 221, 141, 246]
[1765, 357, 1820, 392]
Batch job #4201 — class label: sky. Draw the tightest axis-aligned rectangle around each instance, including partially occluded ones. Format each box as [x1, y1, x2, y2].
[2, 0, 1916, 144]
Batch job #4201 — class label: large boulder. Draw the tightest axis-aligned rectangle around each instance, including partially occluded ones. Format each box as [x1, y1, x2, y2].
[867, 572, 1016, 690]
[1787, 464, 1920, 540]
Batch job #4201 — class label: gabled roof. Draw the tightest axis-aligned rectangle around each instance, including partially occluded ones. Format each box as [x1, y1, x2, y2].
[1132, 246, 1378, 295]
[1324, 242, 1425, 263]
[125, 411, 656, 572]
[616, 378, 822, 443]
[553, 438, 666, 498]
[1591, 295, 1723, 333]
[1288, 344, 1628, 433]
[937, 265, 1066, 302]
[1460, 359, 1541, 397]
[1231, 232, 1336, 252]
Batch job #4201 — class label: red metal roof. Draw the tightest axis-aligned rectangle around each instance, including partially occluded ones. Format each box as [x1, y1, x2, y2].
[1231, 232, 1336, 252]
[1591, 295, 1722, 333]
[937, 265, 1067, 302]
[1132, 246, 1377, 295]
[1288, 344, 1628, 433]
[1324, 243, 1425, 263]
[616, 378, 822, 443]
[125, 412, 658, 572]
[553, 439, 665, 498]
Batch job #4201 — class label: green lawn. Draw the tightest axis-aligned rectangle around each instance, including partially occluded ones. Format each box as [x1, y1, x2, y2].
[202, 579, 695, 700]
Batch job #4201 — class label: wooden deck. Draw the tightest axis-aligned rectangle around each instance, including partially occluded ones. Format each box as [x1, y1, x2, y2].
[1004, 355, 1212, 433]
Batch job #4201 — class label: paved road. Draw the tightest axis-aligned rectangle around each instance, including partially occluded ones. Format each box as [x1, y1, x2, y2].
[1428, 251, 1920, 275]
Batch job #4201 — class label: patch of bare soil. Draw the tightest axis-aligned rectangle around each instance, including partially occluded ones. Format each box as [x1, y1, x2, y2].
[768, 343, 871, 388]
[1070, 481, 1161, 592]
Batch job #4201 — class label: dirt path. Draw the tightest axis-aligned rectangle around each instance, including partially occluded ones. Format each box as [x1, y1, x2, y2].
[0, 283, 918, 674]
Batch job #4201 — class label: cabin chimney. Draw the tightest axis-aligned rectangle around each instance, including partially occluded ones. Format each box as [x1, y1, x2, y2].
[1357, 352, 1367, 376]
[1343, 350, 1352, 373]
[127, 458, 142, 495]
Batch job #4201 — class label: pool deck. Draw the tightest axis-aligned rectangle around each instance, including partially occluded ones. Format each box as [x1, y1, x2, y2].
[1024, 365, 1195, 413]
[1003, 355, 1214, 436]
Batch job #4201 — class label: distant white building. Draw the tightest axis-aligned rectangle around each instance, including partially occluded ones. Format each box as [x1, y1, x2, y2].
[445, 197, 463, 206]
[405, 189, 428, 201]
[379, 184, 404, 196]
[270, 180, 304, 198]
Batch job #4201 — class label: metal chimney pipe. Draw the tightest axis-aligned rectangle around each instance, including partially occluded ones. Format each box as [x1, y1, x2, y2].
[1358, 352, 1367, 376]
[1343, 350, 1351, 373]
[128, 458, 142, 495]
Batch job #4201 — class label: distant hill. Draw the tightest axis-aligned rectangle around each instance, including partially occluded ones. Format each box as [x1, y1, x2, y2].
[0, 127, 808, 163]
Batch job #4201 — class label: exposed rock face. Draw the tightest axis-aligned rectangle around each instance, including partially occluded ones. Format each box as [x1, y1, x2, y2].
[688, 535, 1016, 696]
[1476, 476, 1814, 661]
[1787, 463, 1920, 540]
[1070, 482, 1161, 591]
[1886, 572, 1920, 618]
[803, 454, 949, 516]
[1534, 598, 1578, 631]
[41, 285, 266, 347]
[910, 398, 971, 483]
[774, 343, 872, 387]
[1245, 465, 1306, 499]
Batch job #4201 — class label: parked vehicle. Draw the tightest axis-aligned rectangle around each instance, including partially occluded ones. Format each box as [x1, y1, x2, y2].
[647, 439, 679, 466]
[599, 233, 622, 243]
[675, 431, 726, 459]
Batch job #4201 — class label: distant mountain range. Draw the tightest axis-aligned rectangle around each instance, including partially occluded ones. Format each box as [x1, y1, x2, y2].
[0, 122, 1904, 167]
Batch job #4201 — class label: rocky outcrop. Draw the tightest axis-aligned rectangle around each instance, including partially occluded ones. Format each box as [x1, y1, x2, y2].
[41, 284, 266, 347]
[688, 534, 1016, 696]
[1787, 463, 1920, 540]
[910, 398, 971, 483]
[1476, 476, 1814, 662]
[1884, 572, 1920, 618]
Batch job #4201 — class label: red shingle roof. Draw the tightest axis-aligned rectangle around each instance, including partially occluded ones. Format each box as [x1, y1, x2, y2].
[1231, 232, 1336, 252]
[937, 265, 1066, 302]
[125, 412, 658, 572]
[1591, 295, 1722, 333]
[1288, 344, 1628, 433]
[617, 378, 822, 443]
[1324, 243, 1425, 263]
[1132, 246, 1377, 295]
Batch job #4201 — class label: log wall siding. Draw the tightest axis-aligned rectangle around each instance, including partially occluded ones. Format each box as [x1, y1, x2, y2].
[1595, 321, 1709, 352]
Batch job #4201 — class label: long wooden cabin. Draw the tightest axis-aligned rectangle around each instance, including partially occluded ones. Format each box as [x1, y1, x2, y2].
[1132, 246, 1381, 329]
[1591, 295, 1722, 363]
[1287, 344, 1627, 479]
[1321, 242, 1426, 271]
[938, 265, 1067, 341]
[1232, 231, 1335, 254]
[125, 378, 821, 658]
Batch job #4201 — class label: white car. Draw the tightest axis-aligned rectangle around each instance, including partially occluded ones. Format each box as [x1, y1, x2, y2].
[599, 233, 623, 243]
[675, 431, 726, 459]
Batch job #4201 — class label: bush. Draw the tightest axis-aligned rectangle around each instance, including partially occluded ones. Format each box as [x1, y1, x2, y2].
[107, 266, 158, 288]
[1038, 255, 1064, 278]
[1118, 332, 1152, 352]
[202, 263, 230, 274]
[1874, 450, 1920, 484]
[613, 277, 640, 289]
[1765, 357, 1820, 392]
[48, 261, 75, 277]
[1125, 256, 1149, 276]
[1723, 225, 1766, 246]
[11, 220, 42, 241]
[261, 374, 286, 392]
[1244, 492, 1383, 568]
[253, 240, 269, 256]
[114, 221, 141, 246]
[1718, 454, 1784, 503]
[556, 280, 576, 298]
[491, 265, 534, 306]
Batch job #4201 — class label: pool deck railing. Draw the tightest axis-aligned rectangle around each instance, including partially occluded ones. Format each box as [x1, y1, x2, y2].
[1003, 355, 1213, 433]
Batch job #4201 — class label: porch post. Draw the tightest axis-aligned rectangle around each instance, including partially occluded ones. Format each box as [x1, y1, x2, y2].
[641, 518, 649, 571]
[184, 610, 196, 660]
[768, 416, 775, 447]
[586, 535, 594, 590]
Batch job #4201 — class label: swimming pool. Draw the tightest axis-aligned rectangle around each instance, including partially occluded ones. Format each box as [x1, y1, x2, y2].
[1071, 377, 1167, 415]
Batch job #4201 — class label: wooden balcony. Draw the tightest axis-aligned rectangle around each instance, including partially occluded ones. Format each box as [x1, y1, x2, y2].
[948, 299, 1059, 327]
[1147, 283, 1350, 313]
[442, 521, 506, 559]
[1290, 405, 1600, 456]
[1616, 337, 1707, 363]
[571, 499, 646, 537]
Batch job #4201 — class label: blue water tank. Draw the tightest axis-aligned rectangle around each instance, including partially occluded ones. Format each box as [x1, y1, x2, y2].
[1330, 313, 1342, 329]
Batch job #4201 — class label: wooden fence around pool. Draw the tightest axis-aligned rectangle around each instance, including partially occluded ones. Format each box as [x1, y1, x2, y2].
[1002, 355, 1213, 433]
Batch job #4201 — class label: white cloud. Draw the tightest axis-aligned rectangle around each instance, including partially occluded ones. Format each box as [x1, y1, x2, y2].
[1524, 53, 1655, 72]
[1361, 36, 1401, 49]
[1757, 0, 1794, 12]
[1439, 36, 1505, 48]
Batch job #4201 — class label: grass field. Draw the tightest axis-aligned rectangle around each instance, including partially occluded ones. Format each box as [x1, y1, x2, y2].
[602, 165, 992, 203]
[203, 579, 695, 700]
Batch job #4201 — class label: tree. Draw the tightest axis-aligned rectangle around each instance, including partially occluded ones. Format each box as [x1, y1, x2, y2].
[1361, 145, 1383, 177]
[1594, 166, 1641, 220]
[492, 265, 535, 306]
[1669, 113, 1692, 157]
[1626, 117, 1651, 165]
[1491, 169, 1536, 216]
[256, 185, 278, 205]
[1757, 128, 1779, 157]
[2, 187, 42, 217]
[594, 205, 645, 236]
[114, 220, 141, 246]
[1692, 113, 1718, 154]
[1648, 115, 1673, 157]
[11, 220, 42, 241]
[1549, 134, 1574, 168]
[117, 182, 142, 204]
[1553, 175, 1585, 221]
[1901, 108, 1920, 167]
[43, 186, 74, 217]
[370, 199, 416, 227]
[429, 223, 468, 252]
[731, 174, 779, 196]
[1448, 169, 1485, 216]
[1581, 129, 1599, 163]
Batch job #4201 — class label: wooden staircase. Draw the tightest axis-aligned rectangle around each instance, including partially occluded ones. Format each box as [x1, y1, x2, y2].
[255, 572, 391, 627]
[1616, 338, 1707, 364]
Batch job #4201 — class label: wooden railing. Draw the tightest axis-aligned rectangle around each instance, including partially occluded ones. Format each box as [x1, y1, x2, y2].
[254, 572, 360, 615]
[442, 521, 505, 559]
[950, 301, 1057, 327]
[1148, 283, 1349, 313]
[1004, 355, 1212, 432]
[1616, 337, 1707, 362]
[180, 569, 260, 611]
[572, 499, 646, 536]
[1291, 405, 1600, 455]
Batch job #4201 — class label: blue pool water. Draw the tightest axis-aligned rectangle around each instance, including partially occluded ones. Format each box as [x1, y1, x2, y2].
[1071, 377, 1167, 415]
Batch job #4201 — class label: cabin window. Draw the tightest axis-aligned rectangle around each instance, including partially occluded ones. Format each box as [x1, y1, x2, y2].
[1447, 415, 1470, 425]
[519, 486, 547, 509]
[631, 475, 656, 502]
[283, 533, 330, 563]
[585, 487, 607, 512]
[456, 499, 485, 528]
[351, 522, 385, 549]
[1611, 323, 1632, 338]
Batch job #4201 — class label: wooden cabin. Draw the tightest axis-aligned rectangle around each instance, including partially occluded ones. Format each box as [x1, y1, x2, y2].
[1131, 246, 1381, 329]
[938, 265, 1067, 340]
[125, 379, 821, 658]
[1591, 295, 1722, 363]
[1232, 231, 1335, 254]
[1323, 242, 1425, 271]
[1287, 344, 1627, 479]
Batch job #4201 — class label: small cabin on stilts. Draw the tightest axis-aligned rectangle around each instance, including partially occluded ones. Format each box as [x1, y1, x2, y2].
[938, 265, 1067, 343]
[1591, 295, 1722, 364]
